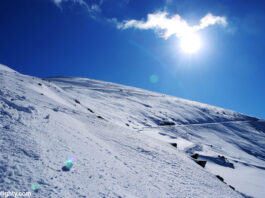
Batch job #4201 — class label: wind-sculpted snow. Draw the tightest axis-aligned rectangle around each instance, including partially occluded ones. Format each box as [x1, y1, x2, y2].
[0, 64, 264, 197]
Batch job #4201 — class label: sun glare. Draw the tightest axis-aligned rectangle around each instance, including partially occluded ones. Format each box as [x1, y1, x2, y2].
[180, 33, 201, 54]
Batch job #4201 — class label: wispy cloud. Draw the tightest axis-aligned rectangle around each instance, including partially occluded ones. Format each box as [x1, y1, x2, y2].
[52, 0, 101, 15]
[53, 0, 87, 7]
[117, 12, 227, 39]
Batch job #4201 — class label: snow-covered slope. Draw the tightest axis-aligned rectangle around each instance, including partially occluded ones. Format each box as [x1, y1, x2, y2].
[0, 64, 264, 198]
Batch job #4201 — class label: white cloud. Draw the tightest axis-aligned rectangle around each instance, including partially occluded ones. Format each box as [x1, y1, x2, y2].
[193, 14, 227, 31]
[118, 12, 227, 39]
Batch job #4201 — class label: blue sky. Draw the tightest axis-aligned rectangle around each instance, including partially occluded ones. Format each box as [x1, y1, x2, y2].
[0, 0, 265, 119]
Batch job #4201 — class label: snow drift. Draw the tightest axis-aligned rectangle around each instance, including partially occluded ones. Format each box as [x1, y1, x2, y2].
[0, 64, 264, 198]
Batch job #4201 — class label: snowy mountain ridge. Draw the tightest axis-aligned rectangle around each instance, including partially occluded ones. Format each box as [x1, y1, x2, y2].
[0, 64, 264, 198]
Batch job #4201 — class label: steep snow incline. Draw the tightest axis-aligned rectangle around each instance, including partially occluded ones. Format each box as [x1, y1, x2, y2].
[46, 77, 265, 198]
[0, 64, 264, 197]
[47, 77, 255, 128]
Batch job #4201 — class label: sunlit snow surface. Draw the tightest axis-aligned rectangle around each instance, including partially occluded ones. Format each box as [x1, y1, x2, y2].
[0, 64, 264, 197]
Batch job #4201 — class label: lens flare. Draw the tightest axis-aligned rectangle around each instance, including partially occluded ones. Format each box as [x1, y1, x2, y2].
[64, 156, 76, 169]
[31, 184, 37, 191]
[65, 160, 73, 169]
[70, 156, 76, 161]
[150, 74, 159, 83]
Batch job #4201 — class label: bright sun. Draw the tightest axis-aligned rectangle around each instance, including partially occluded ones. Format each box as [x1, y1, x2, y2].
[180, 33, 201, 54]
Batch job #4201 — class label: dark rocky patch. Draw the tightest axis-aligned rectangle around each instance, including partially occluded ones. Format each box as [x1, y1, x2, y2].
[191, 153, 199, 159]
[87, 108, 94, 113]
[159, 121, 175, 126]
[97, 116, 104, 119]
[74, 99, 80, 104]
[229, 185, 235, 190]
[196, 160, 207, 168]
[216, 175, 224, 182]
[170, 143, 177, 148]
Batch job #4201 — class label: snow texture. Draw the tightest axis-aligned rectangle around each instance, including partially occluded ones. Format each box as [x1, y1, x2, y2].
[0, 64, 264, 198]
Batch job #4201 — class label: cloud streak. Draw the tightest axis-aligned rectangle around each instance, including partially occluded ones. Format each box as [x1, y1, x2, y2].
[53, 0, 87, 7]
[117, 12, 227, 39]
[52, 0, 101, 15]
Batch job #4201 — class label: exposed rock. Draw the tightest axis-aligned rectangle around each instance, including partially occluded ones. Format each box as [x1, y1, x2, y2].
[191, 153, 199, 159]
[170, 143, 177, 148]
[196, 160, 207, 168]
[159, 121, 175, 126]
[74, 99, 80, 104]
[216, 175, 224, 182]
[87, 108, 94, 113]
